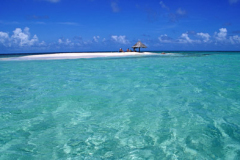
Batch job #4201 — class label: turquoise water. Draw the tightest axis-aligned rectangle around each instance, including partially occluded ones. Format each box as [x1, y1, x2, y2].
[1, 52, 240, 159]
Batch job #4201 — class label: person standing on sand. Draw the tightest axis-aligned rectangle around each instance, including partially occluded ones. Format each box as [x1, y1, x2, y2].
[119, 48, 124, 52]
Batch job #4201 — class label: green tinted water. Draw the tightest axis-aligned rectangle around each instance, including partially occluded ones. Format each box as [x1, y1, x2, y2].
[0, 52, 240, 159]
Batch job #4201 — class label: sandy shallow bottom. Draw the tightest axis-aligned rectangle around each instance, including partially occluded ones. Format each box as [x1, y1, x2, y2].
[0, 52, 157, 61]
[1, 53, 240, 159]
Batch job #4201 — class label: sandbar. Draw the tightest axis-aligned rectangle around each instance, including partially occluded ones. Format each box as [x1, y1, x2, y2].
[0, 52, 157, 61]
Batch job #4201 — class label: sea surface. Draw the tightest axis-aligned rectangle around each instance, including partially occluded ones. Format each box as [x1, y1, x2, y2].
[0, 52, 240, 159]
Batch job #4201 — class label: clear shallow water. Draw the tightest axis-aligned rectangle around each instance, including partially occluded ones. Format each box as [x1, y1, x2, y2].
[0, 52, 240, 159]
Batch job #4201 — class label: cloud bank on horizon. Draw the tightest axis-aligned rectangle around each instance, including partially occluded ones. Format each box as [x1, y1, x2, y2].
[0, 0, 240, 53]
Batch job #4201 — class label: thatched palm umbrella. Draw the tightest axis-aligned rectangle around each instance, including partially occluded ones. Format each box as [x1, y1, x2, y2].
[132, 41, 147, 52]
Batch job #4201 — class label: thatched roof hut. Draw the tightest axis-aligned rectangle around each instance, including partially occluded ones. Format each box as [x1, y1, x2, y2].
[132, 41, 147, 52]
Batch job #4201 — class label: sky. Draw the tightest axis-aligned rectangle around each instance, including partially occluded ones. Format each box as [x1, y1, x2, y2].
[0, 0, 240, 53]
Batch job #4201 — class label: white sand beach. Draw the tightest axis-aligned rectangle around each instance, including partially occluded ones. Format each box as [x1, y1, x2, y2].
[0, 52, 157, 61]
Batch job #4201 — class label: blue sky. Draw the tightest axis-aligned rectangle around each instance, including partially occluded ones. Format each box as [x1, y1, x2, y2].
[0, 0, 240, 53]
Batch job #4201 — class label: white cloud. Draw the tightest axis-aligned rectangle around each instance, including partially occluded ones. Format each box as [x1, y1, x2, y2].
[229, 0, 239, 4]
[39, 41, 46, 46]
[0, 27, 46, 47]
[168, 8, 187, 22]
[197, 32, 211, 42]
[11, 28, 27, 46]
[0, 32, 9, 45]
[58, 38, 73, 46]
[214, 28, 227, 41]
[111, 35, 129, 44]
[0, 32, 9, 39]
[158, 34, 172, 43]
[111, 1, 120, 12]
[58, 39, 63, 44]
[179, 33, 193, 43]
[93, 36, 100, 43]
[66, 39, 71, 45]
[30, 35, 39, 45]
[159, 1, 169, 10]
[45, 0, 60, 3]
[230, 35, 240, 44]
[178, 33, 201, 44]
[176, 8, 187, 16]
[11, 27, 39, 46]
